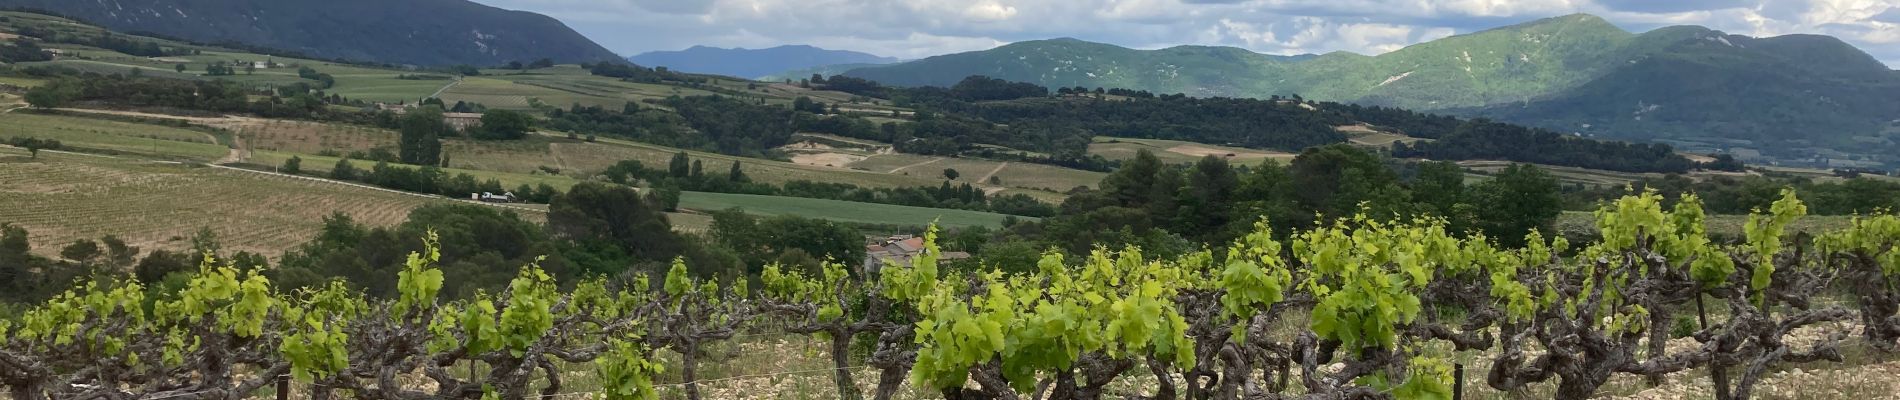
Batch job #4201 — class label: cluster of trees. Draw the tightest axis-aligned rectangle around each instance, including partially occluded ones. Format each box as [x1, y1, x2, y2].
[8, 188, 1897, 400]
[1392, 119, 1697, 173]
[12, 26, 190, 57]
[1013, 145, 1563, 258]
[323, 158, 560, 204]
[583, 62, 695, 83]
[0, 39, 50, 63]
[1577, 173, 1900, 216]
[297, 66, 336, 88]
[707, 209, 865, 273]
[0, 225, 262, 304]
[502, 58, 556, 70]
[273, 183, 745, 298]
[16, 67, 344, 120]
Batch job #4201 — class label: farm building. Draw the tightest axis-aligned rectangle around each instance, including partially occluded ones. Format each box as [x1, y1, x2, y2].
[443, 112, 484, 132]
[861, 235, 970, 275]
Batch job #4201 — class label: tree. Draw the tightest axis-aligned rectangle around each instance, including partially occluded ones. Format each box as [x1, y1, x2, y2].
[174, 63, 186, 73]
[529, 58, 555, 69]
[473, 109, 532, 140]
[23, 86, 69, 109]
[398, 107, 446, 166]
[727, 161, 748, 183]
[668, 151, 692, 178]
[1288, 144, 1405, 220]
[281, 155, 303, 174]
[1410, 161, 1469, 227]
[331, 158, 359, 180]
[58, 239, 100, 265]
[1174, 155, 1239, 243]
[1471, 164, 1561, 245]
[7, 137, 60, 158]
[942, 168, 960, 181]
[548, 182, 684, 263]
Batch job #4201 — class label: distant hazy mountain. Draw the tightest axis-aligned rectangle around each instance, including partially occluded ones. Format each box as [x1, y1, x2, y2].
[758, 63, 893, 82]
[845, 14, 1900, 162]
[0, 0, 626, 66]
[628, 45, 898, 79]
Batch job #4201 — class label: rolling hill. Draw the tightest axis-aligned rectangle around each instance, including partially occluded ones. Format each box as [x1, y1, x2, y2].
[629, 45, 897, 80]
[842, 14, 1900, 168]
[0, 0, 625, 66]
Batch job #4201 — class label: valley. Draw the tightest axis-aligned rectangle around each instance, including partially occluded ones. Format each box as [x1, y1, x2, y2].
[4, 7, 1900, 400]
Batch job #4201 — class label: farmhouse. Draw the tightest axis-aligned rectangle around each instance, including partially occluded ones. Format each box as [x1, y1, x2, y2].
[861, 235, 970, 275]
[442, 112, 484, 132]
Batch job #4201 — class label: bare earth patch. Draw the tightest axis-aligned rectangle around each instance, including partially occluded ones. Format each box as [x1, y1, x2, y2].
[788, 152, 867, 168]
[1165, 144, 1282, 161]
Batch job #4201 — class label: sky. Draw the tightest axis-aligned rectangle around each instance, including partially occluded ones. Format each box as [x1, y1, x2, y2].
[474, 0, 1900, 68]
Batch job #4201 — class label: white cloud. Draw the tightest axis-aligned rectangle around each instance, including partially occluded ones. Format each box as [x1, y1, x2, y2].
[473, 0, 1900, 67]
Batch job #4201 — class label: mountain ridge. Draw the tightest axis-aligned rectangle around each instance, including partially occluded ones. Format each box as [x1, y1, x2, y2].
[841, 13, 1899, 166]
[629, 44, 898, 79]
[0, 0, 625, 66]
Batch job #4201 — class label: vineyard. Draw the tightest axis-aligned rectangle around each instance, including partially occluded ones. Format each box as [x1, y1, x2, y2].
[3, 189, 1900, 400]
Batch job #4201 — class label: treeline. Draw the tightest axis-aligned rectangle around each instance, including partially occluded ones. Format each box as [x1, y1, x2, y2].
[0, 39, 50, 63]
[323, 159, 561, 204]
[17, 66, 343, 120]
[0, 226, 265, 303]
[602, 152, 1057, 217]
[982, 145, 1564, 261]
[0, 181, 871, 305]
[583, 61, 701, 84]
[817, 74, 1699, 174]
[1393, 119, 1697, 173]
[12, 26, 192, 57]
[1579, 173, 1900, 215]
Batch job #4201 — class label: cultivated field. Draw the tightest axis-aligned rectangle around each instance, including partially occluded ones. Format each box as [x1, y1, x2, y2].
[0, 111, 229, 161]
[0, 150, 439, 257]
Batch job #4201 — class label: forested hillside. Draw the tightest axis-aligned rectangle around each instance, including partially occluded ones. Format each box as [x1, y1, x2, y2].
[0, 0, 626, 66]
[842, 14, 1900, 169]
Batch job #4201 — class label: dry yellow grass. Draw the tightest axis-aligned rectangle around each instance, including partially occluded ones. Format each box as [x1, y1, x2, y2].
[0, 150, 441, 257]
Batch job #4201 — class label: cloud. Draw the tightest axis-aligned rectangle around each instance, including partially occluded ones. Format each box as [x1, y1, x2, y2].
[1594, 0, 1756, 14]
[472, 0, 1900, 68]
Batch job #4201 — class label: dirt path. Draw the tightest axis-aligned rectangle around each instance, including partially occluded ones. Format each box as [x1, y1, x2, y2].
[547, 141, 571, 171]
[429, 78, 463, 100]
[886, 157, 943, 174]
[975, 162, 1009, 184]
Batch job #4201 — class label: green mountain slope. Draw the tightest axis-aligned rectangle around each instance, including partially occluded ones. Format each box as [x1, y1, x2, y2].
[0, 0, 626, 66]
[844, 38, 1314, 98]
[844, 14, 1900, 166]
[1466, 29, 1900, 159]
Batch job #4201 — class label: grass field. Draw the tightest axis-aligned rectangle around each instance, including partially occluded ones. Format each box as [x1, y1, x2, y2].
[1089, 136, 1296, 166]
[677, 192, 1022, 228]
[0, 149, 442, 257]
[0, 111, 230, 160]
